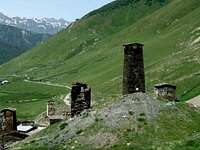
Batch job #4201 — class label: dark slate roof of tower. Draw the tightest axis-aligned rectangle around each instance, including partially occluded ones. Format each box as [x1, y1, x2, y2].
[154, 83, 176, 89]
[123, 43, 144, 47]
[48, 100, 55, 102]
[0, 108, 16, 113]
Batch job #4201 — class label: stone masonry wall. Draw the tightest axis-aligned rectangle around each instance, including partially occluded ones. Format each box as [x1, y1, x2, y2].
[71, 82, 91, 117]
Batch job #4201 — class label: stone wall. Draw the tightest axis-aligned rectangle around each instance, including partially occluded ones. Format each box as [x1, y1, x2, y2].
[123, 43, 145, 95]
[71, 82, 91, 117]
[0, 109, 17, 131]
[0, 113, 3, 131]
[155, 86, 176, 101]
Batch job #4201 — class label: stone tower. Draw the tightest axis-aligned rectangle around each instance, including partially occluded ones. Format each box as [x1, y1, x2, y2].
[123, 43, 145, 95]
[0, 109, 17, 131]
[47, 100, 56, 117]
[71, 82, 91, 117]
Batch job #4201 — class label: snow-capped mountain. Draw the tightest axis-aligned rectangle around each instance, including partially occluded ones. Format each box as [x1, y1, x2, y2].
[0, 12, 70, 34]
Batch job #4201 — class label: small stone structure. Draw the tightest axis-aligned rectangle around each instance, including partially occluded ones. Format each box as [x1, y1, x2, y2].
[123, 43, 145, 95]
[0, 109, 17, 131]
[46, 100, 63, 124]
[0, 113, 3, 131]
[71, 82, 91, 117]
[47, 100, 56, 117]
[0, 109, 38, 146]
[154, 83, 176, 101]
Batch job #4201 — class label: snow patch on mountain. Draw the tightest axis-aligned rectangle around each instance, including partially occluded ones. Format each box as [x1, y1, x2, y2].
[0, 12, 71, 34]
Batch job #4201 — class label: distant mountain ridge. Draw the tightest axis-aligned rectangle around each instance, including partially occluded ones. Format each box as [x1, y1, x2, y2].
[0, 24, 50, 64]
[0, 12, 70, 34]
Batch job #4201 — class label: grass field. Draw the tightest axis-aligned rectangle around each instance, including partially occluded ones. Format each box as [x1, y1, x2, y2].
[0, 80, 68, 119]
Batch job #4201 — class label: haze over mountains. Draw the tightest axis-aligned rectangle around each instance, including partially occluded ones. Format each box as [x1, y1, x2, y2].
[0, 12, 70, 34]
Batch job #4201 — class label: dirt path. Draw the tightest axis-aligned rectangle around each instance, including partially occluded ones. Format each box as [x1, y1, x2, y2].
[186, 95, 200, 108]
[175, 71, 200, 83]
[24, 79, 71, 89]
[24, 79, 72, 106]
[64, 93, 71, 106]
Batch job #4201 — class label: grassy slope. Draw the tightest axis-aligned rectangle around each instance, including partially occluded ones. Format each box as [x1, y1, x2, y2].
[12, 102, 200, 150]
[0, 0, 170, 91]
[0, 0, 199, 100]
[0, 41, 20, 64]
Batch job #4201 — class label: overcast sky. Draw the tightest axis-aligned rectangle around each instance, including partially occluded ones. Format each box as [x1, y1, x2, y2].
[0, 0, 115, 21]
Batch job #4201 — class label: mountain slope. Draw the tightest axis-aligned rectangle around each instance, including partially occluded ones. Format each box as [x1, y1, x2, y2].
[0, 24, 49, 64]
[0, 0, 199, 100]
[0, 41, 20, 64]
[0, 12, 70, 34]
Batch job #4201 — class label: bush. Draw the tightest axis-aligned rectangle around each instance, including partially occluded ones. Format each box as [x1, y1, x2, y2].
[137, 117, 146, 122]
[59, 122, 68, 130]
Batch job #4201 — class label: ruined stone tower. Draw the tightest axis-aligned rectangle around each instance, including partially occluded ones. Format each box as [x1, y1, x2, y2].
[47, 100, 56, 117]
[71, 82, 91, 117]
[0, 109, 17, 131]
[123, 43, 145, 95]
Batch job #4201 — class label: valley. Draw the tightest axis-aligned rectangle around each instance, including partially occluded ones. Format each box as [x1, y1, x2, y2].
[0, 0, 200, 149]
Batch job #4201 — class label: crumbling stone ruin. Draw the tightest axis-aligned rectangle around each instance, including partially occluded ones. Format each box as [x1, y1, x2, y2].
[0, 109, 31, 147]
[154, 83, 176, 101]
[0, 109, 17, 132]
[46, 100, 64, 125]
[47, 100, 56, 117]
[123, 43, 145, 95]
[71, 82, 91, 117]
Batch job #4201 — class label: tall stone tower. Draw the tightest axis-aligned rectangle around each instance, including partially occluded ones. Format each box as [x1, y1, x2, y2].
[123, 43, 145, 95]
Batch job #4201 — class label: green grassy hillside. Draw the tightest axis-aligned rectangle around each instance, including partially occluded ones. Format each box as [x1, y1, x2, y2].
[0, 79, 68, 119]
[0, 0, 199, 119]
[0, 0, 199, 100]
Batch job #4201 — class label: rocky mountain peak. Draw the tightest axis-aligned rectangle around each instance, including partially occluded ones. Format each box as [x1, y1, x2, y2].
[0, 12, 71, 34]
